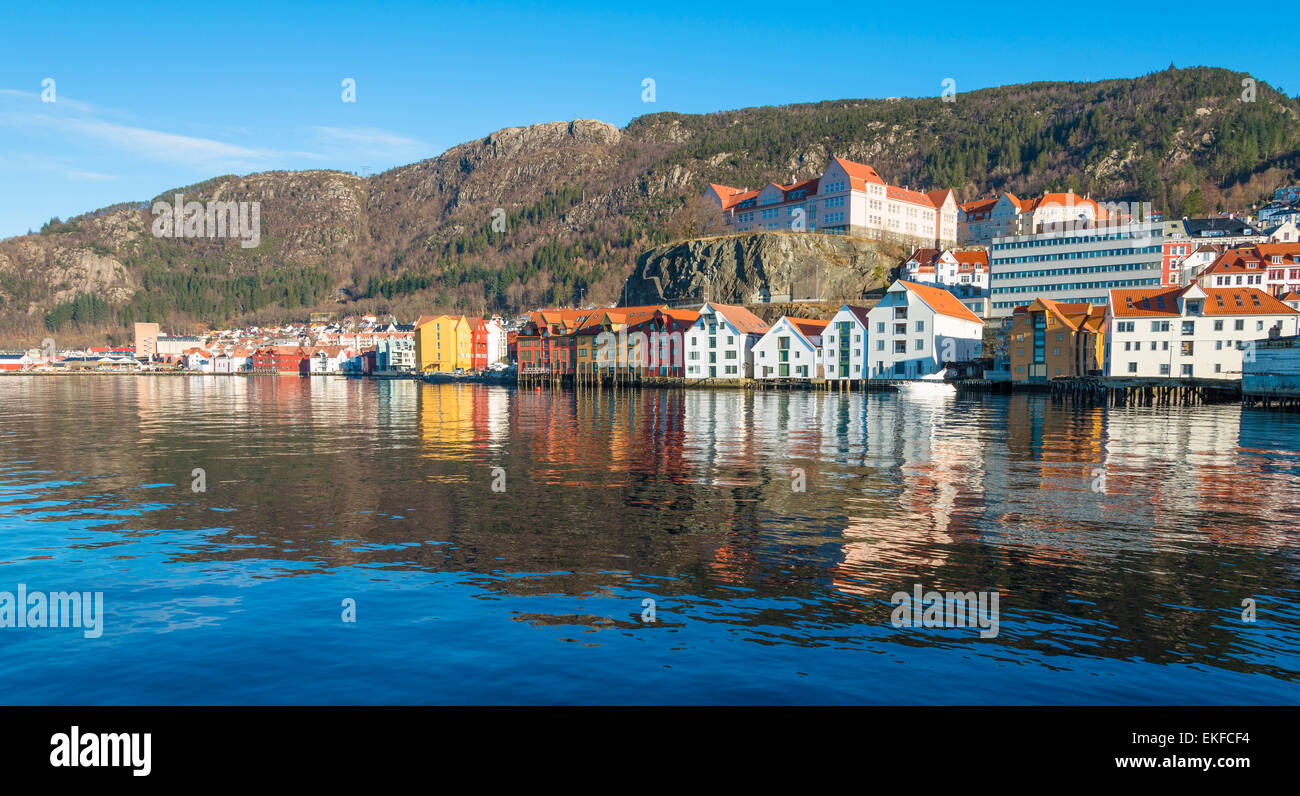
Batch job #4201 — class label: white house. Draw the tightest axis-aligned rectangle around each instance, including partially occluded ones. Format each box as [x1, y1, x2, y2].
[213, 349, 250, 373]
[182, 348, 214, 372]
[752, 316, 828, 380]
[485, 318, 509, 365]
[306, 346, 348, 374]
[1105, 284, 1300, 379]
[865, 280, 984, 379]
[901, 248, 991, 318]
[821, 305, 872, 382]
[684, 302, 770, 379]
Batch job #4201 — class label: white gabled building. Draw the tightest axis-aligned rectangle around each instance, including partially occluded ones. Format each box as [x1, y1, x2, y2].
[684, 302, 770, 380]
[752, 317, 828, 380]
[865, 280, 984, 379]
[1104, 284, 1300, 379]
[821, 305, 872, 382]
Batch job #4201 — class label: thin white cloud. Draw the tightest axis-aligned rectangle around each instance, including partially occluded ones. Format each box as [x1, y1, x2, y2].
[0, 87, 101, 114]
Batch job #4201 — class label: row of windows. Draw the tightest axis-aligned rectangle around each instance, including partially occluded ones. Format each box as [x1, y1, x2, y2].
[1115, 318, 1264, 333]
[994, 278, 1159, 294]
[991, 231, 1162, 249]
[993, 262, 1158, 280]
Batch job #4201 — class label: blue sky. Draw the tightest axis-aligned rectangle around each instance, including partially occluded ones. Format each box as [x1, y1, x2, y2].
[0, 0, 1293, 239]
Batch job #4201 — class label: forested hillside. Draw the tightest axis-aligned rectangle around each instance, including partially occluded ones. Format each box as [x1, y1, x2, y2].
[2, 66, 1297, 346]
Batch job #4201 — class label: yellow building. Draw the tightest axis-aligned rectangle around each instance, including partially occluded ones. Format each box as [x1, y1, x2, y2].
[414, 315, 473, 372]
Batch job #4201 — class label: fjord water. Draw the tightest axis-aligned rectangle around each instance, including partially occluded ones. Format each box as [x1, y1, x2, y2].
[1, 376, 1297, 705]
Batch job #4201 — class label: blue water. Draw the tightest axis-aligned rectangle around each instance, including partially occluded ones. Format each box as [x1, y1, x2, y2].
[0, 375, 1297, 704]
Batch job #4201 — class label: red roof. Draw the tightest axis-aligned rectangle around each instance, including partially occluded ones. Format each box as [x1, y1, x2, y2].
[837, 304, 873, 328]
[1109, 286, 1300, 317]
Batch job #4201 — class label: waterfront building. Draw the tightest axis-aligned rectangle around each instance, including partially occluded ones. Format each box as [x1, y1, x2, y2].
[1104, 284, 1300, 379]
[413, 315, 473, 372]
[1007, 299, 1106, 383]
[0, 352, 35, 371]
[516, 309, 592, 376]
[642, 308, 699, 378]
[485, 318, 508, 365]
[683, 303, 769, 380]
[249, 345, 307, 374]
[820, 305, 872, 382]
[213, 348, 250, 373]
[375, 336, 415, 371]
[467, 316, 489, 370]
[1242, 334, 1300, 404]
[988, 221, 1166, 319]
[864, 280, 984, 379]
[704, 156, 957, 247]
[752, 317, 828, 380]
[133, 322, 161, 360]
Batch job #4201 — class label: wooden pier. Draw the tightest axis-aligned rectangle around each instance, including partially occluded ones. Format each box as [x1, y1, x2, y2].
[1049, 377, 1241, 407]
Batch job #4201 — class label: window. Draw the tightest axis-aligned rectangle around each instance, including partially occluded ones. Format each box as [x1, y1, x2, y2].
[1214, 320, 1223, 331]
[876, 322, 885, 333]
[1182, 321, 1194, 335]
[1118, 321, 1135, 332]
[1181, 341, 1194, 356]
[876, 340, 884, 351]
[1181, 364, 1193, 377]
[1159, 364, 1170, 375]
[915, 321, 925, 333]
[1235, 319, 1244, 331]
[914, 339, 924, 350]
[1128, 362, 1138, 373]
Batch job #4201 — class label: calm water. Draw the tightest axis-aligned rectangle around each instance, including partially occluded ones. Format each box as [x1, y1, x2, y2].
[0, 375, 1297, 704]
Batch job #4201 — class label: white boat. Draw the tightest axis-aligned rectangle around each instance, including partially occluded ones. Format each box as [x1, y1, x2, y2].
[897, 368, 956, 394]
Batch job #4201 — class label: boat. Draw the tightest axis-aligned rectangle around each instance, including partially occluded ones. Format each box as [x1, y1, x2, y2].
[897, 368, 957, 395]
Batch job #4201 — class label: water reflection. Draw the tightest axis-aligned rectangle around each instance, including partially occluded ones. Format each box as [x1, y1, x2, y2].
[0, 376, 1297, 704]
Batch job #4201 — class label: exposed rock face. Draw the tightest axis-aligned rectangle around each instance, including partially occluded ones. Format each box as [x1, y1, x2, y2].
[624, 232, 896, 307]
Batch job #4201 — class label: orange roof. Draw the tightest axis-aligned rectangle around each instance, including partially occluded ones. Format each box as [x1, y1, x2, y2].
[708, 303, 770, 335]
[1281, 291, 1300, 301]
[1110, 286, 1299, 317]
[953, 250, 988, 267]
[898, 281, 983, 324]
[1029, 298, 1106, 331]
[959, 197, 998, 213]
[786, 317, 830, 338]
[659, 308, 701, 323]
[832, 157, 886, 190]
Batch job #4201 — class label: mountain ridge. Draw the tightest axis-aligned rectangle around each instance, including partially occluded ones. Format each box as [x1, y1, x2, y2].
[3, 66, 1298, 345]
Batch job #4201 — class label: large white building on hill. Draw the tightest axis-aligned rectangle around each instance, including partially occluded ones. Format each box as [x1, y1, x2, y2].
[704, 156, 957, 248]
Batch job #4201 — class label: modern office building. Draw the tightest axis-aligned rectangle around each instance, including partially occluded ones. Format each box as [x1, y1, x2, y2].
[988, 221, 1166, 319]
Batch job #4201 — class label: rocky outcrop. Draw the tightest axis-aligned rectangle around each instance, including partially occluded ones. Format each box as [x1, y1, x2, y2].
[623, 232, 897, 307]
